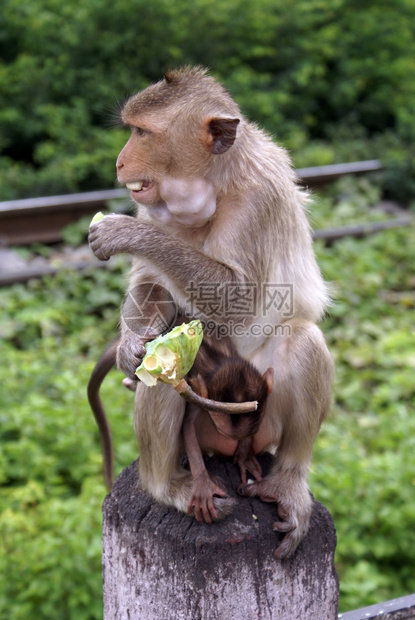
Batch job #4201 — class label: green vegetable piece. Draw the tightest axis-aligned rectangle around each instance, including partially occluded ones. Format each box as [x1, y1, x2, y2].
[135, 320, 203, 387]
[90, 211, 104, 226]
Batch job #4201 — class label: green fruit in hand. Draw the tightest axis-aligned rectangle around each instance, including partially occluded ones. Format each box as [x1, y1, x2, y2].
[90, 211, 104, 226]
[135, 321, 203, 387]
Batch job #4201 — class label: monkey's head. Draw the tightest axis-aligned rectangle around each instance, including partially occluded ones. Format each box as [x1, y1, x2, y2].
[201, 361, 274, 441]
[116, 67, 241, 218]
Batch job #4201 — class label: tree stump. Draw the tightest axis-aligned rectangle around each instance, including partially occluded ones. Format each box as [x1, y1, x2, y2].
[102, 453, 339, 620]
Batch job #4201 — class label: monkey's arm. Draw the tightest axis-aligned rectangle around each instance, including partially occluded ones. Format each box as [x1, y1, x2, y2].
[89, 215, 240, 289]
[182, 405, 227, 524]
[117, 280, 177, 378]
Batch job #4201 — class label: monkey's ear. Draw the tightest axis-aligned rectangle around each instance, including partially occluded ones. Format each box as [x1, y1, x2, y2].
[203, 117, 240, 154]
[262, 368, 274, 395]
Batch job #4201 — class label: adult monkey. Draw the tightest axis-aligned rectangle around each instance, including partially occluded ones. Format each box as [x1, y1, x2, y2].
[89, 67, 334, 559]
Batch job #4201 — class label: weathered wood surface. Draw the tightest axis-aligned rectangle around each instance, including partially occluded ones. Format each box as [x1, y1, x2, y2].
[102, 453, 339, 620]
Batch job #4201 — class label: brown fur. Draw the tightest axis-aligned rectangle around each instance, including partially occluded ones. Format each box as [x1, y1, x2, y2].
[183, 335, 273, 523]
[189, 336, 272, 440]
[88, 67, 334, 559]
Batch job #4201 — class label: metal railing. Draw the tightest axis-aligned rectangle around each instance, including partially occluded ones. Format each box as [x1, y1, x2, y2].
[0, 160, 383, 246]
[339, 593, 415, 619]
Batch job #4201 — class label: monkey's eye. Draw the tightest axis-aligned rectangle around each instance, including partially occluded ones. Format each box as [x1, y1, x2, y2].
[133, 126, 147, 136]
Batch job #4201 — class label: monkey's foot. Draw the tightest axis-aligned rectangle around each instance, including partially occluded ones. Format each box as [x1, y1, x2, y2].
[237, 478, 279, 503]
[237, 479, 309, 560]
[187, 472, 234, 524]
[233, 440, 262, 485]
[271, 507, 306, 560]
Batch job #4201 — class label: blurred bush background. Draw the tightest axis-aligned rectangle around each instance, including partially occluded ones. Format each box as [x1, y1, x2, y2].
[1, 1, 415, 618]
[1, 0, 415, 204]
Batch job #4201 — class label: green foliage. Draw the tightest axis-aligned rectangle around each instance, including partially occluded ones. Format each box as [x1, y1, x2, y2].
[310, 183, 415, 610]
[0, 263, 137, 620]
[1, 0, 415, 200]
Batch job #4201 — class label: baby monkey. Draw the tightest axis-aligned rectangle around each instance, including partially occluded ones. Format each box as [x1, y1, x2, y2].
[182, 336, 274, 524]
[88, 332, 273, 525]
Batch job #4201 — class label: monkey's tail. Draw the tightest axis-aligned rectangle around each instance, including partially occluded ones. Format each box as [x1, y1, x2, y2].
[87, 339, 119, 491]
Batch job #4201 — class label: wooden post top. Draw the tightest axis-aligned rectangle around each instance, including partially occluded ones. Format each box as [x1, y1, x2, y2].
[102, 453, 339, 620]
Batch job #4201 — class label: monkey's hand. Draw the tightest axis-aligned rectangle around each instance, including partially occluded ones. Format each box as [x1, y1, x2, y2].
[187, 471, 227, 524]
[238, 478, 311, 560]
[89, 214, 139, 261]
[116, 333, 148, 380]
[233, 438, 262, 485]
